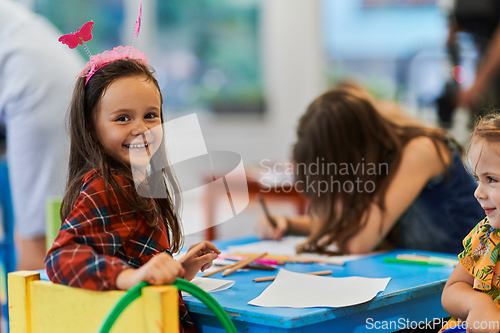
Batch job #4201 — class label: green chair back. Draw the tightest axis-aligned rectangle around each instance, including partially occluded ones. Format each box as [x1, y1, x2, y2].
[46, 197, 63, 251]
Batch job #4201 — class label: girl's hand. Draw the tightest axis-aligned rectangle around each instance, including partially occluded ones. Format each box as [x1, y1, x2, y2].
[255, 214, 289, 240]
[178, 241, 220, 281]
[116, 252, 185, 290]
[465, 304, 500, 333]
[442, 264, 500, 332]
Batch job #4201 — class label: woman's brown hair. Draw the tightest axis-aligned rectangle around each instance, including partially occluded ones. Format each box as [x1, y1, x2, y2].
[294, 86, 453, 253]
[62, 59, 183, 253]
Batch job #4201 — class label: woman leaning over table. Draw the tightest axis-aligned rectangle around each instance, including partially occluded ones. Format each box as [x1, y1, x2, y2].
[256, 84, 484, 255]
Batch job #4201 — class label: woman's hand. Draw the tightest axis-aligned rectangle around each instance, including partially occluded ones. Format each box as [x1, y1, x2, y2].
[254, 214, 289, 240]
[178, 241, 220, 281]
[116, 252, 184, 290]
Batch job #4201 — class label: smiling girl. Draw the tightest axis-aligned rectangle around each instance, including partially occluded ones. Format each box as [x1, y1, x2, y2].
[441, 114, 500, 332]
[45, 57, 218, 332]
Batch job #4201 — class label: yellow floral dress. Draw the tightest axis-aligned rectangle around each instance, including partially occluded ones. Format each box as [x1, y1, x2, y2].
[439, 217, 500, 332]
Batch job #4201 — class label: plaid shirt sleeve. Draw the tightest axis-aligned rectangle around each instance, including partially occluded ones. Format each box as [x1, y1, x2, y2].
[45, 169, 137, 291]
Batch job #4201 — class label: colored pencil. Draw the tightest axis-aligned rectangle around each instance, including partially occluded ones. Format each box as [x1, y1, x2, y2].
[231, 252, 345, 266]
[383, 257, 448, 266]
[222, 253, 267, 277]
[213, 261, 276, 271]
[218, 254, 284, 265]
[396, 254, 458, 266]
[253, 270, 333, 282]
[202, 261, 241, 277]
[246, 263, 277, 271]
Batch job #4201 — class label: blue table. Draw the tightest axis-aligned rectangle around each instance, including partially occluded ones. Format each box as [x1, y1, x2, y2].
[184, 236, 455, 333]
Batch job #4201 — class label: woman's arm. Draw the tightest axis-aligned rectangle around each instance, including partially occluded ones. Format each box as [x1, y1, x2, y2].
[346, 137, 451, 254]
[459, 24, 500, 107]
[375, 100, 422, 128]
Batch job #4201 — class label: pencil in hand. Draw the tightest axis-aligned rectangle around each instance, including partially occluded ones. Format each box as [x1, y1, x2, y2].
[257, 195, 277, 229]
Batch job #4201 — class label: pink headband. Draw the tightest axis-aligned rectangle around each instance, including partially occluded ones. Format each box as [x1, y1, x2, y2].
[78, 46, 149, 85]
[58, 2, 146, 85]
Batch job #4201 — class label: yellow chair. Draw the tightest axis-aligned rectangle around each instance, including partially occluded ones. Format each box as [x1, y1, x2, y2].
[40, 198, 178, 332]
[37, 199, 236, 332]
[8, 271, 178, 333]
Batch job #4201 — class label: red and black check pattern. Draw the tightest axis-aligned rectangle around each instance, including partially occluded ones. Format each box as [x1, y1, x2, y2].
[45, 169, 196, 332]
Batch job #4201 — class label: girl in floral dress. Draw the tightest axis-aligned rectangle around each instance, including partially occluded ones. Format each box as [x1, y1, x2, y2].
[441, 114, 500, 333]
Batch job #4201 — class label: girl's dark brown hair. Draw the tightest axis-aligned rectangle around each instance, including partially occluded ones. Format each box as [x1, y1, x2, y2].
[62, 59, 183, 252]
[294, 86, 453, 253]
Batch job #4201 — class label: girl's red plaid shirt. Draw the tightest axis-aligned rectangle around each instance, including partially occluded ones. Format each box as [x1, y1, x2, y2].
[45, 168, 196, 332]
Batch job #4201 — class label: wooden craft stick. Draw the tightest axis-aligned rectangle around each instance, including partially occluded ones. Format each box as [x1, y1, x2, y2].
[285, 255, 344, 266]
[231, 252, 344, 266]
[202, 261, 241, 277]
[222, 253, 267, 277]
[253, 270, 333, 282]
[231, 253, 289, 261]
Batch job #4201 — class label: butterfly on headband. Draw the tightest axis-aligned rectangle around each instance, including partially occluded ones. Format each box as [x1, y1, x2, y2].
[58, 21, 94, 49]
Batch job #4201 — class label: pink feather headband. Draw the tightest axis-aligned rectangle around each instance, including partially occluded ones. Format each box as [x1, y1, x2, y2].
[79, 46, 149, 85]
[58, 2, 147, 85]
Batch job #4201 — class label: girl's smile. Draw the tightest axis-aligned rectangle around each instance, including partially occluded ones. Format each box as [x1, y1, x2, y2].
[126, 142, 152, 149]
[484, 207, 496, 215]
[95, 75, 163, 173]
[470, 140, 500, 228]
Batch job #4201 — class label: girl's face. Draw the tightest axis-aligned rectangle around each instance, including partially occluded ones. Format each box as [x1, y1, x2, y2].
[470, 140, 500, 228]
[95, 75, 162, 173]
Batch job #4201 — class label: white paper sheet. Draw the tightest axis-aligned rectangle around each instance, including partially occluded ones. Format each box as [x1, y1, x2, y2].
[227, 237, 381, 263]
[182, 277, 235, 297]
[248, 269, 391, 308]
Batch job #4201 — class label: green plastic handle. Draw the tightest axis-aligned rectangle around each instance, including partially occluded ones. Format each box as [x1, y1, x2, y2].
[97, 279, 237, 333]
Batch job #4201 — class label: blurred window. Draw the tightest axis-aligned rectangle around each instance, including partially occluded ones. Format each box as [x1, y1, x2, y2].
[321, 0, 449, 106]
[33, 0, 264, 115]
[34, 0, 124, 56]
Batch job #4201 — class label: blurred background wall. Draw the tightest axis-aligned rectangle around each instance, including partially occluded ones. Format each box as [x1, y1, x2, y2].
[25, 0, 469, 161]
[17, 0, 476, 241]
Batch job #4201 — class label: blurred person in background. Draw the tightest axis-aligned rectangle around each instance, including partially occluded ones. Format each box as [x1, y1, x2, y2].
[0, 0, 84, 270]
[256, 84, 484, 255]
[437, 0, 500, 128]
